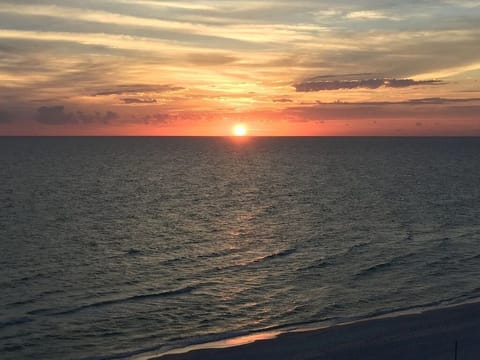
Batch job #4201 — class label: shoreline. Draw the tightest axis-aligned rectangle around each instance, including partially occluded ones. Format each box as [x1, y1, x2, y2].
[137, 299, 480, 360]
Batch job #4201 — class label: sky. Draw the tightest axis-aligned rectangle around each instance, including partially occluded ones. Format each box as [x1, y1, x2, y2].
[0, 0, 479, 136]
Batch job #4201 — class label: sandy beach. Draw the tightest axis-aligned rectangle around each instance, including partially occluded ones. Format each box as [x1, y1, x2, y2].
[155, 301, 480, 360]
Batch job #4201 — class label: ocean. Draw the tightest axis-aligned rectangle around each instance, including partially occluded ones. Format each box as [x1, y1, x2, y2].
[1, 137, 480, 359]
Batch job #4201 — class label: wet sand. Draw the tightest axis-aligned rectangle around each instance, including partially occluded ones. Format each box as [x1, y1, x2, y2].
[155, 301, 480, 360]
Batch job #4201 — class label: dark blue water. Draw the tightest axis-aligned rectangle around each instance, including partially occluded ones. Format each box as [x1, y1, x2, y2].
[1, 137, 480, 359]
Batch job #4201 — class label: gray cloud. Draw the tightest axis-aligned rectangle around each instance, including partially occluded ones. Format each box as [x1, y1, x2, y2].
[285, 102, 480, 121]
[35, 106, 76, 125]
[94, 85, 183, 96]
[122, 98, 157, 104]
[76, 110, 119, 124]
[142, 113, 171, 125]
[273, 98, 293, 103]
[0, 110, 13, 124]
[316, 97, 480, 106]
[403, 97, 480, 105]
[35, 107, 120, 125]
[104, 111, 119, 122]
[295, 78, 444, 92]
[187, 54, 238, 66]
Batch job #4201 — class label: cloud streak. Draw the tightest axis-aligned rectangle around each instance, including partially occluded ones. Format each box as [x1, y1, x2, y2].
[295, 78, 444, 92]
[121, 98, 157, 104]
[316, 97, 480, 106]
[94, 85, 183, 96]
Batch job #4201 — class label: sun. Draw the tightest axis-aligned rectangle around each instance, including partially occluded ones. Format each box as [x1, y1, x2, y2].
[232, 123, 248, 136]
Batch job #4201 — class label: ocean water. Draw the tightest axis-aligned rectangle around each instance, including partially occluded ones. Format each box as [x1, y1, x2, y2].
[1, 137, 480, 359]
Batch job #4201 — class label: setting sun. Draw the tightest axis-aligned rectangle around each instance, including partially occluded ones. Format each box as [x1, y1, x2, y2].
[233, 124, 248, 136]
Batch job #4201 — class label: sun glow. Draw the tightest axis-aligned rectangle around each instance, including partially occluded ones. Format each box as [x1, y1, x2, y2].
[233, 123, 247, 136]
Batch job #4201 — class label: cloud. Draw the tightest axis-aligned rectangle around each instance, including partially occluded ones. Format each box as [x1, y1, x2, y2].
[403, 97, 480, 105]
[273, 98, 293, 103]
[104, 111, 119, 122]
[284, 101, 480, 121]
[295, 78, 444, 92]
[310, 97, 480, 106]
[187, 53, 238, 66]
[35, 106, 76, 125]
[142, 113, 171, 124]
[345, 11, 399, 21]
[385, 79, 443, 88]
[307, 73, 375, 80]
[122, 98, 157, 104]
[315, 97, 480, 106]
[35, 107, 120, 125]
[94, 85, 183, 96]
[76, 110, 119, 124]
[0, 110, 13, 124]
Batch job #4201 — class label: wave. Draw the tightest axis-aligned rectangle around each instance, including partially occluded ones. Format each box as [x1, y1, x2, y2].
[54, 285, 196, 316]
[207, 247, 297, 273]
[234, 248, 297, 267]
[27, 308, 52, 316]
[156, 294, 480, 359]
[465, 253, 480, 261]
[1, 272, 47, 289]
[361, 291, 480, 320]
[297, 242, 371, 272]
[160, 247, 245, 267]
[256, 248, 297, 262]
[126, 248, 143, 256]
[84, 329, 255, 360]
[6, 288, 65, 309]
[356, 261, 393, 277]
[160, 247, 248, 268]
[197, 247, 244, 259]
[85, 290, 480, 360]
[0, 316, 33, 330]
[424, 255, 454, 268]
[297, 259, 333, 271]
[355, 251, 417, 278]
[345, 241, 370, 254]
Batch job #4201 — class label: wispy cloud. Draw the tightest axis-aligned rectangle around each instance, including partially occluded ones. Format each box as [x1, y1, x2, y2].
[0, 3, 319, 44]
[345, 10, 400, 20]
[94, 85, 183, 96]
[187, 54, 238, 66]
[121, 98, 157, 104]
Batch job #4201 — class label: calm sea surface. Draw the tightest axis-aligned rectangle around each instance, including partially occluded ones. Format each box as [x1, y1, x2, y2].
[1, 137, 480, 359]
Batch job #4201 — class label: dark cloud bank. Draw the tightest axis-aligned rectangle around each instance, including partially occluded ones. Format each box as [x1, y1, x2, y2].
[0, 110, 13, 124]
[35, 106, 119, 125]
[285, 101, 480, 121]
